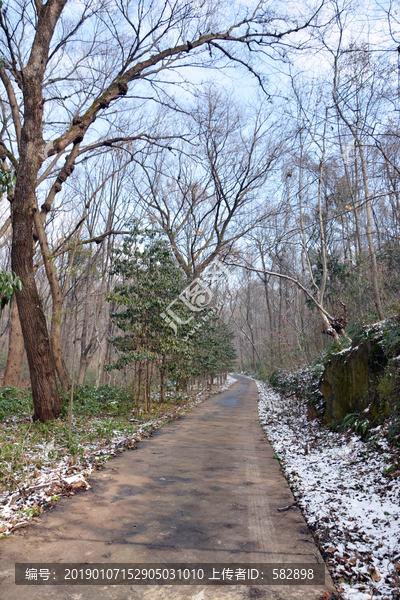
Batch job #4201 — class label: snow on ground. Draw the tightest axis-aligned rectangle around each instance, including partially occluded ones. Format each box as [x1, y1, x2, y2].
[0, 375, 236, 537]
[256, 380, 400, 600]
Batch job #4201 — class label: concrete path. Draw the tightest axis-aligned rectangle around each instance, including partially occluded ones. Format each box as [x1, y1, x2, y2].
[0, 376, 336, 600]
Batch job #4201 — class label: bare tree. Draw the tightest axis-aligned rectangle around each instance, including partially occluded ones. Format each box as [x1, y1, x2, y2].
[134, 90, 284, 277]
[0, 0, 324, 420]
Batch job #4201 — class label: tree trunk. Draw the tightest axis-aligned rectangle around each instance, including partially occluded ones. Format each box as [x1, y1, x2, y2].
[357, 143, 384, 320]
[148, 362, 153, 412]
[160, 358, 165, 403]
[12, 161, 60, 421]
[12, 217, 60, 421]
[101, 337, 113, 385]
[17, 349, 27, 389]
[10, 4, 66, 422]
[137, 361, 143, 415]
[77, 255, 93, 385]
[317, 112, 328, 308]
[2, 301, 24, 388]
[33, 211, 70, 391]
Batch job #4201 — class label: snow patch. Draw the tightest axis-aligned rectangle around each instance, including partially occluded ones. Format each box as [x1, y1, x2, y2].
[257, 380, 400, 600]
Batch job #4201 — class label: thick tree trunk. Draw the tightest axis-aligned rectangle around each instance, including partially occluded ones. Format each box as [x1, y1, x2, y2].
[11, 15, 64, 421]
[12, 215, 60, 421]
[2, 301, 24, 388]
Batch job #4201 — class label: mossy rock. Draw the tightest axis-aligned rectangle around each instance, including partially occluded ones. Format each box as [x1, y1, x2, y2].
[320, 339, 389, 424]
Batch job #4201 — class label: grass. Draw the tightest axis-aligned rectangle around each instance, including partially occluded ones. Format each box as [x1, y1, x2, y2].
[0, 386, 32, 421]
[0, 383, 218, 496]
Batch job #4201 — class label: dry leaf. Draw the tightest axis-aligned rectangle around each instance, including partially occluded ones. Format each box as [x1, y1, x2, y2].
[71, 480, 87, 491]
[370, 569, 382, 582]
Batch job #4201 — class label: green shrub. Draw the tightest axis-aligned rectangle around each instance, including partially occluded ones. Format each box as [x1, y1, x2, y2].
[337, 412, 371, 439]
[0, 386, 32, 420]
[61, 385, 131, 416]
[387, 420, 400, 447]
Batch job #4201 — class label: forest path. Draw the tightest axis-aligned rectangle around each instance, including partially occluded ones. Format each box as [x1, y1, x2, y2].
[0, 376, 335, 600]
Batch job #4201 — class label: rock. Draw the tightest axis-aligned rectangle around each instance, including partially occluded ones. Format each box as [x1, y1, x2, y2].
[320, 338, 389, 424]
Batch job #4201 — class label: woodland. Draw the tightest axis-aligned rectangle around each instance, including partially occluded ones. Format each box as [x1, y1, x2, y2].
[0, 0, 398, 423]
[2, 4, 400, 597]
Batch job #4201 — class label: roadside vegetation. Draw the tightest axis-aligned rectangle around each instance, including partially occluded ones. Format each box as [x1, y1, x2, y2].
[0, 376, 236, 536]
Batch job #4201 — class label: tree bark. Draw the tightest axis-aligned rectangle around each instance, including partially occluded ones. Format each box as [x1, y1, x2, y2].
[12, 141, 61, 422]
[2, 301, 24, 388]
[160, 356, 165, 403]
[12, 219, 61, 421]
[10, 0, 67, 421]
[33, 211, 70, 390]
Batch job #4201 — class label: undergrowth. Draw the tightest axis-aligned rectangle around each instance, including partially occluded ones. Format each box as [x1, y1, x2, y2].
[265, 313, 400, 445]
[0, 386, 32, 421]
[265, 360, 326, 418]
[0, 383, 205, 494]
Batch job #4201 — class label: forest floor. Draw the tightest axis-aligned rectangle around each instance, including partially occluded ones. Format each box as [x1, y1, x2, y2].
[0, 377, 237, 537]
[257, 380, 400, 600]
[0, 375, 335, 600]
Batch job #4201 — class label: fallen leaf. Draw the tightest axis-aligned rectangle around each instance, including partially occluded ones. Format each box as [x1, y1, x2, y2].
[71, 481, 87, 491]
[370, 568, 382, 582]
